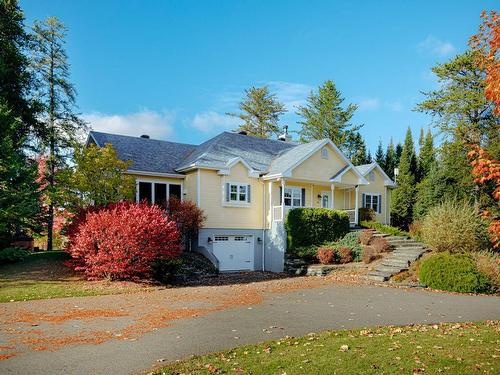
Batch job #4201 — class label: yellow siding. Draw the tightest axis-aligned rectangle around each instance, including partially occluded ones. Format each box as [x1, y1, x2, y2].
[183, 172, 197, 203]
[358, 168, 389, 224]
[200, 162, 264, 229]
[291, 144, 346, 182]
[340, 169, 359, 185]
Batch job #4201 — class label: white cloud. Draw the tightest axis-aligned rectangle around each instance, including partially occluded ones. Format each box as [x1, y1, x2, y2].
[191, 111, 241, 133]
[267, 81, 313, 110]
[417, 35, 456, 57]
[357, 97, 381, 111]
[83, 110, 175, 140]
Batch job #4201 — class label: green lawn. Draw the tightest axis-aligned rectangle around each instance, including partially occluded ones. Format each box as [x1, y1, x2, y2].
[0, 251, 152, 302]
[156, 321, 499, 375]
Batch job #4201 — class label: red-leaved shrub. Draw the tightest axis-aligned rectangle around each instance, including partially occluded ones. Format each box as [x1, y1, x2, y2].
[371, 237, 391, 253]
[317, 246, 336, 264]
[362, 247, 381, 264]
[65, 202, 180, 280]
[338, 247, 353, 264]
[359, 229, 374, 245]
[167, 198, 206, 251]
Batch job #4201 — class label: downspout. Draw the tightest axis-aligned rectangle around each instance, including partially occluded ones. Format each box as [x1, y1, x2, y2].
[262, 179, 266, 271]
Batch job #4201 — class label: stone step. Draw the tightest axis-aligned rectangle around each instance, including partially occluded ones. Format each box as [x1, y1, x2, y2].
[392, 250, 426, 257]
[389, 254, 421, 262]
[372, 233, 390, 238]
[365, 271, 392, 281]
[389, 241, 424, 248]
[382, 259, 411, 268]
[373, 265, 406, 273]
[385, 236, 409, 241]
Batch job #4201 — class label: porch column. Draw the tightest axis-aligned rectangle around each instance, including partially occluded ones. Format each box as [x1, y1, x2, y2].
[280, 178, 285, 221]
[330, 184, 335, 209]
[269, 180, 273, 223]
[354, 185, 359, 224]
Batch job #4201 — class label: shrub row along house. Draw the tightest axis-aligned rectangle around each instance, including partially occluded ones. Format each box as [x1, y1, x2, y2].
[87, 130, 395, 272]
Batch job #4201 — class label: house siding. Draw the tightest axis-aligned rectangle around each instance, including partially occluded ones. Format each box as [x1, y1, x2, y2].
[291, 143, 346, 182]
[357, 168, 390, 224]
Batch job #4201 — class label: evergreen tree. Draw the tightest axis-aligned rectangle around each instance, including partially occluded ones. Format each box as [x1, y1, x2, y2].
[297, 80, 361, 155]
[0, 104, 42, 247]
[227, 86, 286, 138]
[350, 132, 368, 165]
[395, 143, 403, 165]
[418, 128, 435, 179]
[31, 17, 86, 250]
[375, 140, 385, 168]
[366, 149, 372, 164]
[418, 127, 425, 148]
[391, 127, 417, 229]
[384, 139, 397, 180]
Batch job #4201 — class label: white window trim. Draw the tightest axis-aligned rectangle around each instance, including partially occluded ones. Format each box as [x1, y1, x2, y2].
[321, 147, 329, 159]
[283, 186, 302, 208]
[363, 192, 381, 213]
[136, 179, 184, 204]
[320, 190, 331, 208]
[223, 181, 251, 207]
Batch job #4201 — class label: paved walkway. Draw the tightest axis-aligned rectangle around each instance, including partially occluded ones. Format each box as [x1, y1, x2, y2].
[0, 278, 499, 375]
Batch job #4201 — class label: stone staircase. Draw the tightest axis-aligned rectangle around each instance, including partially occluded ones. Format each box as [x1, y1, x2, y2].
[365, 231, 429, 282]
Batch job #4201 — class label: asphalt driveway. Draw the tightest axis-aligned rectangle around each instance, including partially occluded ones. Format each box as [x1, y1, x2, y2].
[0, 278, 499, 375]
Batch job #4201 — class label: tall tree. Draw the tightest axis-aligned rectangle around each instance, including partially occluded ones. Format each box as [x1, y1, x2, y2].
[374, 140, 385, 168]
[418, 127, 425, 148]
[391, 127, 417, 229]
[395, 143, 403, 165]
[418, 128, 435, 179]
[0, 0, 39, 144]
[384, 139, 397, 180]
[366, 149, 372, 164]
[0, 104, 42, 247]
[31, 17, 86, 250]
[350, 132, 369, 165]
[297, 80, 361, 155]
[227, 86, 286, 138]
[415, 50, 498, 155]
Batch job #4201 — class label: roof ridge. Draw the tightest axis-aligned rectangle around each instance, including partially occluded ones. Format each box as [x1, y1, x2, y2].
[89, 130, 196, 147]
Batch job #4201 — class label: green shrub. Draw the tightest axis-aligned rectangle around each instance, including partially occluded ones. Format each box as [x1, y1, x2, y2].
[151, 258, 184, 284]
[328, 232, 363, 261]
[361, 220, 409, 237]
[0, 247, 30, 264]
[419, 252, 491, 293]
[421, 201, 490, 253]
[293, 245, 318, 261]
[359, 207, 375, 222]
[285, 208, 349, 250]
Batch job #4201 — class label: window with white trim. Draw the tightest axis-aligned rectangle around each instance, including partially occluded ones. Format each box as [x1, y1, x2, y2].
[321, 147, 328, 159]
[227, 182, 250, 203]
[368, 171, 375, 182]
[284, 187, 302, 207]
[363, 193, 380, 213]
[137, 181, 182, 206]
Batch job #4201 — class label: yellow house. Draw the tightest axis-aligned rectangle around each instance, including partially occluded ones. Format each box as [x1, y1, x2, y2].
[88, 131, 395, 272]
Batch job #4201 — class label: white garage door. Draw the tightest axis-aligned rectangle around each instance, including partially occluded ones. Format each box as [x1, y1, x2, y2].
[212, 235, 254, 272]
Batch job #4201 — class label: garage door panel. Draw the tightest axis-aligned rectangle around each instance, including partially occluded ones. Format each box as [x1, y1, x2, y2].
[213, 235, 254, 271]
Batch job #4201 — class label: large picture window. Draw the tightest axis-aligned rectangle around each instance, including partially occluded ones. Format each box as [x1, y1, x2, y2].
[137, 181, 182, 205]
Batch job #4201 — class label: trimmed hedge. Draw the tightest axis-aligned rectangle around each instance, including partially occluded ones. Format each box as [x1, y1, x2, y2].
[285, 208, 350, 250]
[419, 252, 491, 294]
[360, 220, 409, 237]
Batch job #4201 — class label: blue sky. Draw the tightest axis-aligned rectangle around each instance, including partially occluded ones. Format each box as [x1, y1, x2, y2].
[22, 0, 497, 152]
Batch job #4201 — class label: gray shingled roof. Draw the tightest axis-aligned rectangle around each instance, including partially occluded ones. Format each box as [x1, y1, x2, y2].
[176, 132, 296, 172]
[355, 163, 375, 176]
[267, 139, 325, 175]
[330, 165, 350, 180]
[89, 131, 197, 174]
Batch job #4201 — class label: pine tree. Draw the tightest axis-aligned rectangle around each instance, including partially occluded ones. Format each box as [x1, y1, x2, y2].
[391, 127, 417, 229]
[395, 143, 403, 165]
[418, 128, 435, 179]
[384, 139, 397, 180]
[418, 127, 425, 148]
[366, 150, 373, 164]
[375, 140, 385, 168]
[297, 80, 361, 154]
[350, 132, 368, 165]
[31, 17, 86, 250]
[227, 86, 286, 138]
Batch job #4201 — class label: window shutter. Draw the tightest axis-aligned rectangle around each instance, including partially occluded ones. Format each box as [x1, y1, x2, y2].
[362, 193, 366, 208]
[279, 186, 282, 204]
[247, 184, 251, 203]
[378, 194, 382, 214]
[301, 188, 306, 207]
[225, 183, 230, 202]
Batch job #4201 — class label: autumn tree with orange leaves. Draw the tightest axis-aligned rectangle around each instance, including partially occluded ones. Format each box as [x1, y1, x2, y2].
[469, 10, 500, 249]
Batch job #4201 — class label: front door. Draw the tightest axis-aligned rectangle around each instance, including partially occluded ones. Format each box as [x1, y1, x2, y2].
[321, 191, 331, 208]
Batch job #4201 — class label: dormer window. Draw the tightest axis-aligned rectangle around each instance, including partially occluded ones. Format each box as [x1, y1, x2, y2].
[368, 171, 375, 182]
[321, 147, 328, 159]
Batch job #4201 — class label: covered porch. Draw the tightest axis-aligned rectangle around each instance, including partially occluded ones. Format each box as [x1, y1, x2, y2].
[268, 178, 360, 225]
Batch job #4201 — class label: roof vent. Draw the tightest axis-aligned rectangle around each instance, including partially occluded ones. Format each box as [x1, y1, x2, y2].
[140, 134, 150, 139]
[238, 130, 247, 136]
[278, 125, 292, 142]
